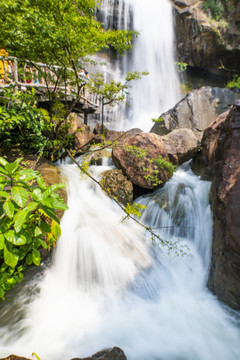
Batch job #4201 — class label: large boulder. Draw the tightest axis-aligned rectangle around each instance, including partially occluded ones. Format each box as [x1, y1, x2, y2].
[101, 169, 133, 205]
[171, 0, 240, 73]
[71, 347, 127, 360]
[162, 128, 199, 165]
[68, 113, 95, 153]
[193, 103, 240, 309]
[151, 87, 239, 140]
[112, 132, 172, 190]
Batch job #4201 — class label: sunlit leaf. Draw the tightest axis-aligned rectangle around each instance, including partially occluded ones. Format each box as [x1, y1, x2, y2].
[3, 199, 15, 218]
[4, 245, 19, 268]
[12, 186, 28, 207]
[32, 249, 41, 266]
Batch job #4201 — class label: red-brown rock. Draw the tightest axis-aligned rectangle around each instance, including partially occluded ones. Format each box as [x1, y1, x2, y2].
[112, 132, 171, 190]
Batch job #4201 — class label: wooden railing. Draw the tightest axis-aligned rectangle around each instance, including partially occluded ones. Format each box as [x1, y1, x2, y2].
[0, 56, 99, 110]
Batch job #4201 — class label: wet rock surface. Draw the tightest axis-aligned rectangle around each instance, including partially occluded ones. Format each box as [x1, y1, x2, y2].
[162, 128, 199, 165]
[101, 169, 133, 205]
[193, 104, 240, 309]
[112, 132, 171, 190]
[71, 347, 127, 360]
[151, 87, 239, 140]
[171, 0, 240, 73]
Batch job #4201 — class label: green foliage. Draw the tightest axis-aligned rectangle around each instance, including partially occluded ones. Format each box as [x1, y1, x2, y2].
[0, 88, 51, 154]
[152, 155, 175, 177]
[0, 157, 68, 299]
[123, 145, 148, 159]
[152, 117, 163, 123]
[175, 62, 188, 73]
[89, 71, 148, 130]
[0, 0, 135, 104]
[0, 89, 74, 161]
[123, 203, 146, 220]
[203, 0, 225, 20]
[226, 75, 240, 89]
[123, 145, 176, 188]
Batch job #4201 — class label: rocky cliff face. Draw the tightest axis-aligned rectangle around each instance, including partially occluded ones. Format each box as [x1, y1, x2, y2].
[151, 87, 239, 140]
[171, 0, 240, 74]
[193, 103, 240, 309]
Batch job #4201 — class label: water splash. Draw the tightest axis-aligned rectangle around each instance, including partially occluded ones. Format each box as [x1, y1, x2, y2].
[0, 164, 239, 360]
[96, 0, 180, 131]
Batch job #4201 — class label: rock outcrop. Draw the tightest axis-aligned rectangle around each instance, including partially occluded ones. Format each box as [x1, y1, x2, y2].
[0, 348, 127, 360]
[162, 128, 199, 165]
[68, 113, 95, 153]
[171, 0, 240, 73]
[101, 169, 133, 205]
[151, 87, 239, 140]
[193, 103, 240, 309]
[0, 356, 31, 360]
[112, 132, 172, 190]
[71, 347, 127, 360]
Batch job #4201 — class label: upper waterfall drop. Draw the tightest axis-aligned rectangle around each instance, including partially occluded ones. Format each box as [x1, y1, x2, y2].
[97, 0, 181, 132]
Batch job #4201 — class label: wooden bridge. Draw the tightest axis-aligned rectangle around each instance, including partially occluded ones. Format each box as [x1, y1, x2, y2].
[0, 56, 100, 117]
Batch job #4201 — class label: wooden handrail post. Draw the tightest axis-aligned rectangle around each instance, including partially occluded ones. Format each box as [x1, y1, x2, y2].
[13, 57, 18, 92]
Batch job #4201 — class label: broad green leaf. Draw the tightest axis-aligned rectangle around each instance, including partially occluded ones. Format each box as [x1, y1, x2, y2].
[38, 238, 48, 250]
[41, 198, 54, 208]
[40, 206, 59, 223]
[0, 234, 5, 250]
[26, 253, 32, 265]
[42, 183, 66, 200]
[5, 229, 27, 246]
[4, 246, 19, 268]
[32, 188, 43, 202]
[34, 226, 42, 237]
[51, 197, 68, 210]
[0, 157, 8, 167]
[36, 176, 47, 189]
[32, 249, 41, 266]
[39, 220, 51, 233]
[5, 162, 19, 174]
[19, 168, 38, 181]
[25, 201, 38, 213]
[14, 210, 28, 232]
[0, 190, 10, 199]
[0, 167, 8, 175]
[51, 220, 61, 238]
[12, 186, 28, 207]
[3, 200, 15, 218]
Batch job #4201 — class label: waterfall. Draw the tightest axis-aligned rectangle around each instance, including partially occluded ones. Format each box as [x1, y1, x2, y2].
[95, 0, 180, 131]
[0, 163, 239, 360]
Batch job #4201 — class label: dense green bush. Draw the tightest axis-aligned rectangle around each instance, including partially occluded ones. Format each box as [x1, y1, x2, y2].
[226, 75, 240, 90]
[203, 0, 225, 20]
[0, 157, 68, 299]
[0, 89, 74, 161]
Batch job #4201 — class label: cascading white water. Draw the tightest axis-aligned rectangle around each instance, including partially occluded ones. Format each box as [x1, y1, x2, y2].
[0, 162, 239, 360]
[123, 0, 180, 131]
[96, 0, 180, 131]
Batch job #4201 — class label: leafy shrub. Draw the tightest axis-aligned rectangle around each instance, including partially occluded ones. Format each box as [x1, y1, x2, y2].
[0, 157, 68, 299]
[226, 75, 240, 90]
[0, 89, 74, 161]
[203, 0, 224, 20]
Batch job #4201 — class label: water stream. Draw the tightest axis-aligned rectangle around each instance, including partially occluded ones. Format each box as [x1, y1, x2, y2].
[95, 0, 180, 131]
[0, 163, 239, 359]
